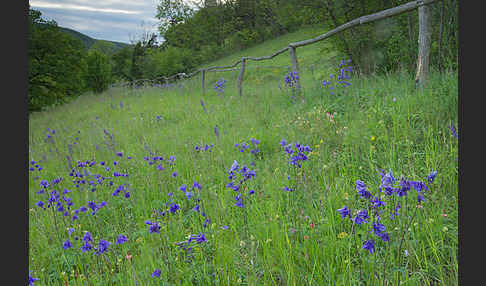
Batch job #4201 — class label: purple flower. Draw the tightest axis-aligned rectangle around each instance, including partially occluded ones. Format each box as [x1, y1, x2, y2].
[390, 203, 401, 219]
[172, 171, 178, 178]
[81, 242, 92, 252]
[229, 160, 239, 173]
[283, 186, 294, 192]
[116, 235, 129, 244]
[371, 197, 386, 211]
[95, 239, 111, 255]
[373, 219, 386, 235]
[379, 170, 396, 188]
[396, 179, 411, 197]
[337, 206, 351, 219]
[195, 233, 207, 244]
[149, 222, 161, 234]
[356, 180, 373, 200]
[450, 121, 458, 138]
[83, 231, 93, 242]
[352, 210, 369, 225]
[362, 239, 375, 254]
[169, 203, 180, 214]
[40, 180, 49, 188]
[234, 199, 244, 208]
[35, 201, 45, 209]
[29, 272, 40, 285]
[410, 181, 429, 192]
[152, 269, 161, 278]
[378, 232, 390, 242]
[185, 191, 193, 200]
[168, 156, 175, 164]
[193, 181, 202, 190]
[426, 170, 437, 183]
[417, 192, 425, 203]
[63, 239, 73, 250]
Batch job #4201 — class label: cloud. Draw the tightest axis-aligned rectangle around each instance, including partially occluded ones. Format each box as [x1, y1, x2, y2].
[29, 0, 161, 43]
[30, 1, 143, 14]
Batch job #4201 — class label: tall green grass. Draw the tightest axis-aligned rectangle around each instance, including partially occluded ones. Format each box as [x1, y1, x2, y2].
[29, 28, 457, 285]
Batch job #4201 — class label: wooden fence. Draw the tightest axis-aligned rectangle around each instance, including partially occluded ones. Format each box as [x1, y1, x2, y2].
[115, 0, 438, 94]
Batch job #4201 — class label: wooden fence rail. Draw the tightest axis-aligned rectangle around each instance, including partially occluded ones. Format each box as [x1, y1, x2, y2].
[114, 0, 438, 95]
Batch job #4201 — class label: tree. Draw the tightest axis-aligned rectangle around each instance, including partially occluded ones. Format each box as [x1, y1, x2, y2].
[111, 46, 133, 81]
[90, 40, 117, 57]
[85, 50, 112, 93]
[28, 7, 88, 112]
[156, 0, 196, 37]
[129, 33, 158, 81]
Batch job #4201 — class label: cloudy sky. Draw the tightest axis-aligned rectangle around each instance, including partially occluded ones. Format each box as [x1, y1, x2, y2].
[29, 0, 163, 44]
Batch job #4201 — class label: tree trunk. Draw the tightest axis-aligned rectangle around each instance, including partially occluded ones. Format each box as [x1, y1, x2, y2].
[437, 0, 445, 72]
[415, 4, 431, 89]
[407, 12, 415, 70]
[289, 46, 301, 91]
[201, 69, 206, 95]
[324, 0, 354, 63]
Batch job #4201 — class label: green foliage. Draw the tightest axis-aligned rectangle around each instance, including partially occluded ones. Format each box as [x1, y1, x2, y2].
[320, 0, 458, 75]
[28, 8, 88, 112]
[89, 40, 117, 57]
[143, 46, 198, 79]
[84, 50, 112, 93]
[156, 0, 195, 36]
[111, 46, 134, 81]
[150, 0, 457, 79]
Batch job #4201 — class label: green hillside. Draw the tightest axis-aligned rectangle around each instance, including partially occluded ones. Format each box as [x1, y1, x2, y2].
[198, 25, 336, 70]
[193, 25, 344, 95]
[53, 25, 131, 52]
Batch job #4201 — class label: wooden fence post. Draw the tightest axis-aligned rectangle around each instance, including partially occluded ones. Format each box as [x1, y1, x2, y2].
[201, 69, 206, 95]
[237, 58, 246, 97]
[288, 45, 301, 91]
[415, 3, 431, 89]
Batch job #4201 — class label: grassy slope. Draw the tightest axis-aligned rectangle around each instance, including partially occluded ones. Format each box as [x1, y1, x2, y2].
[28, 26, 458, 285]
[196, 26, 340, 94]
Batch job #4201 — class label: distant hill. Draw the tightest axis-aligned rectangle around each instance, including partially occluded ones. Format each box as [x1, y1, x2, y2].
[58, 26, 131, 52]
[36, 22, 131, 53]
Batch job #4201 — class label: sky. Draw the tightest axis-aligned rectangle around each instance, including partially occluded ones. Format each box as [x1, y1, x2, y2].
[29, 0, 164, 44]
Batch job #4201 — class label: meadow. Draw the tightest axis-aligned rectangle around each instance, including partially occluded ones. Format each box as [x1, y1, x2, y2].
[28, 32, 458, 285]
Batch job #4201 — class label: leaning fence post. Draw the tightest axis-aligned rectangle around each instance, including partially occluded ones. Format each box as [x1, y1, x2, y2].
[415, 3, 431, 89]
[201, 69, 206, 95]
[237, 58, 246, 97]
[288, 45, 301, 91]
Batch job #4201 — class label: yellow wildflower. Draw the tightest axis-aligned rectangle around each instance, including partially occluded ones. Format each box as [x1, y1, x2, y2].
[338, 232, 348, 239]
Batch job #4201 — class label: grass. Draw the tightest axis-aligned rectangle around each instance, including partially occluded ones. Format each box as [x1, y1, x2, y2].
[28, 27, 458, 286]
